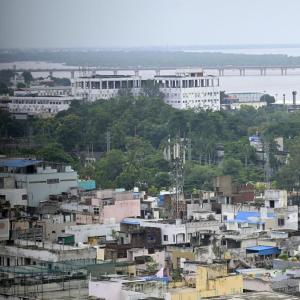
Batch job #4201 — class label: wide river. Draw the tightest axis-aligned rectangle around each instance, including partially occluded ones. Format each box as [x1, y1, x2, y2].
[1, 47, 300, 104]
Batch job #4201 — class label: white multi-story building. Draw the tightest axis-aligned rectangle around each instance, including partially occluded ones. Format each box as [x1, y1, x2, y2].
[72, 70, 220, 111]
[154, 70, 220, 110]
[14, 86, 72, 97]
[8, 96, 77, 117]
[0, 159, 78, 207]
[72, 74, 142, 101]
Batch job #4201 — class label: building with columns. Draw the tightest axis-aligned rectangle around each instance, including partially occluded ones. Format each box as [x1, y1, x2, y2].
[71, 69, 220, 111]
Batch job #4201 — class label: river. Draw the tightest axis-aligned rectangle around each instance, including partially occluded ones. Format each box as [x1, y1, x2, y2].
[1, 47, 300, 104]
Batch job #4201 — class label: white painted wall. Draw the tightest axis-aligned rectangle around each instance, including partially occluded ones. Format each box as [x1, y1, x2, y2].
[65, 223, 120, 244]
[89, 280, 122, 300]
[0, 188, 27, 207]
[1, 170, 78, 207]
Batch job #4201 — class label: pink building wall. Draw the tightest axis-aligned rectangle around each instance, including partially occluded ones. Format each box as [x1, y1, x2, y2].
[102, 199, 140, 223]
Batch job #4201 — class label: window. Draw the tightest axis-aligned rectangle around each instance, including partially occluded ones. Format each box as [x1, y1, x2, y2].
[22, 194, 27, 200]
[163, 235, 168, 241]
[94, 207, 100, 215]
[278, 218, 285, 226]
[47, 178, 59, 184]
[223, 215, 227, 221]
[102, 81, 107, 89]
[108, 81, 114, 89]
[0, 195, 6, 201]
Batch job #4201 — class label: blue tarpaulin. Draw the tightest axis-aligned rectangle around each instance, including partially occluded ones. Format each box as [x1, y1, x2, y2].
[121, 219, 141, 225]
[246, 246, 281, 256]
[0, 159, 42, 168]
[78, 180, 96, 190]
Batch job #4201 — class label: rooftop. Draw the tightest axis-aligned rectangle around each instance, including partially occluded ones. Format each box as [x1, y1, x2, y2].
[0, 159, 42, 168]
[78, 74, 134, 79]
[209, 291, 300, 299]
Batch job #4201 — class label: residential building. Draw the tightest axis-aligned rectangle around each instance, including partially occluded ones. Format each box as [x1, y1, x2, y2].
[0, 239, 96, 267]
[0, 176, 28, 207]
[167, 263, 243, 299]
[0, 159, 78, 207]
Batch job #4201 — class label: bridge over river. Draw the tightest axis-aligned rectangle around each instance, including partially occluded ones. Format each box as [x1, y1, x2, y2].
[10, 65, 300, 78]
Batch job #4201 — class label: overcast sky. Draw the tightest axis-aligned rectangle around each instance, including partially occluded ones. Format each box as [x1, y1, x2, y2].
[0, 0, 300, 49]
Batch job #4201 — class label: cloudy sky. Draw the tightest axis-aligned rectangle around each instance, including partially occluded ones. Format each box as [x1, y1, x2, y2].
[0, 0, 299, 49]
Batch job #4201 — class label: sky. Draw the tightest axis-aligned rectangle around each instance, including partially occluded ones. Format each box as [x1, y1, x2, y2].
[0, 0, 300, 49]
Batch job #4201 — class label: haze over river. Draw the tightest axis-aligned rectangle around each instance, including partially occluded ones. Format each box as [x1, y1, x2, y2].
[1, 47, 300, 104]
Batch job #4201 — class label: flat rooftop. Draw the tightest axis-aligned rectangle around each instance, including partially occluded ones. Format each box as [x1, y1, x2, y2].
[209, 291, 300, 299]
[78, 74, 134, 79]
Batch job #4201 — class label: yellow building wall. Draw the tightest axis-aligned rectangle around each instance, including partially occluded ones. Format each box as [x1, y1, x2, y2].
[206, 264, 228, 279]
[88, 236, 98, 246]
[170, 265, 243, 300]
[171, 250, 195, 268]
[96, 248, 105, 260]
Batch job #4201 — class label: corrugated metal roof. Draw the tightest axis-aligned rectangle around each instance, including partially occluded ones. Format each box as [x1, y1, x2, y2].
[247, 246, 275, 251]
[246, 245, 281, 256]
[0, 159, 42, 168]
[121, 218, 141, 225]
[235, 212, 263, 224]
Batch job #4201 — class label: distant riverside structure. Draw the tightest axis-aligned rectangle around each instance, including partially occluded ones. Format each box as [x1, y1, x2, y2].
[7, 96, 76, 117]
[221, 92, 267, 110]
[0, 86, 78, 118]
[71, 69, 221, 111]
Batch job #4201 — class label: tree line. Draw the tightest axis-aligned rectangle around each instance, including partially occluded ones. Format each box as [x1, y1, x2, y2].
[1, 92, 300, 193]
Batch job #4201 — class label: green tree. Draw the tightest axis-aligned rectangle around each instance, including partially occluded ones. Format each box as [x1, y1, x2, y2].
[0, 82, 10, 95]
[141, 80, 164, 98]
[0, 69, 14, 86]
[260, 94, 275, 105]
[94, 150, 126, 188]
[22, 71, 33, 86]
[17, 82, 26, 89]
[222, 158, 243, 180]
[36, 144, 75, 164]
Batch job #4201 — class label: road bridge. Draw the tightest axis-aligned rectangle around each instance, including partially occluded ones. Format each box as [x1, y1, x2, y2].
[9, 65, 300, 77]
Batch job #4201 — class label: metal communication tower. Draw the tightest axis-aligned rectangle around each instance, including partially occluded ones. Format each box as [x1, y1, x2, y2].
[164, 136, 186, 218]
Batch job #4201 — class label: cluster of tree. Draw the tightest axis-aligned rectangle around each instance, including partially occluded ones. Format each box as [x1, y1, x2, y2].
[2, 91, 300, 192]
[0, 70, 35, 94]
[2, 49, 300, 68]
[49, 76, 71, 86]
[0, 69, 14, 95]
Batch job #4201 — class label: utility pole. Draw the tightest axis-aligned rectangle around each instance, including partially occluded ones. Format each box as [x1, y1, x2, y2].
[263, 139, 271, 188]
[106, 130, 111, 152]
[187, 123, 192, 161]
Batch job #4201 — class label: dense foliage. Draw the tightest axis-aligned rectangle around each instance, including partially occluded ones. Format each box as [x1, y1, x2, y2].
[2, 50, 300, 68]
[2, 93, 300, 192]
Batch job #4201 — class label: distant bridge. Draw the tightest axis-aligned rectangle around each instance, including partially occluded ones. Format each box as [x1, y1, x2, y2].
[9, 65, 300, 77]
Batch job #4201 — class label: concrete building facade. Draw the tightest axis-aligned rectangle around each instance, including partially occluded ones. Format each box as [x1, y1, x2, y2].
[71, 70, 220, 111]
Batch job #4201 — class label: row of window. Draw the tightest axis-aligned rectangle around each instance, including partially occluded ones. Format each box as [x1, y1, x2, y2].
[76, 80, 139, 89]
[166, 99, 219, 104]
[9, 107, 58, 113]
[13, 100, 69, 105]
[158, 78, 218, 88]
[0, 194, 27, 200]
[75, 78, 219, 90]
